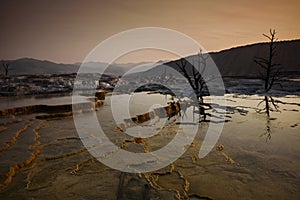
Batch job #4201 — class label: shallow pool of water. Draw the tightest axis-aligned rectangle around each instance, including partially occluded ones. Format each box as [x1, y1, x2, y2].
[0, 93, 299, 199]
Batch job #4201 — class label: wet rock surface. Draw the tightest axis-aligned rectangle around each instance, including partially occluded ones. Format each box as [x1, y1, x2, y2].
[0, 93, 299, 199]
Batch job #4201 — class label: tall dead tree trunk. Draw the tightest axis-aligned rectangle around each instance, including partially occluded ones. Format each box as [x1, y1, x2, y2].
[255, 29, 281, 116]
[1, 61, 10, 76]
[176, 50, 210, 121]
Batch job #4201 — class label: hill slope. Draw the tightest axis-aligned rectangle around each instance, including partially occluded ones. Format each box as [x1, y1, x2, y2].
[2, 58, 78, 75]
[209, 39, 300, 76]
[138, 39, 300, 78]
[0, 58, 132, 76]
[1, 39, 300, 77]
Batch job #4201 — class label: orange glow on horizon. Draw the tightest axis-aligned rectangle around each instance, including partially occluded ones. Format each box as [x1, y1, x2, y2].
[0, 0, 299, 63]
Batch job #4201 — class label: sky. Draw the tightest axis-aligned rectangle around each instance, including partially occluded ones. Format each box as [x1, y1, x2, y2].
[0, 0, 299, 64]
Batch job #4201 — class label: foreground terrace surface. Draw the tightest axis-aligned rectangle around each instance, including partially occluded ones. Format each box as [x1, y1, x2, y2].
[0, 92, 299, 199]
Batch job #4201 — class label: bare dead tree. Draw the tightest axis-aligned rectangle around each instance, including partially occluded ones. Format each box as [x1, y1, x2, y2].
[176, 50, 211, 120]
[254, 29, 281, 116]
[176, 50, 208, 101]
[1, 60, 10, 76]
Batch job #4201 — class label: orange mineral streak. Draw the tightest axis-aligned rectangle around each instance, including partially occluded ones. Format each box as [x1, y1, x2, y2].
[0, 122, 32, 152]
[0, 120, 47, 190]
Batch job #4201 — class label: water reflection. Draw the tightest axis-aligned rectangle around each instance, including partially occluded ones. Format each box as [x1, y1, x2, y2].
[0, 93, 300, 199]
[261, 119, 272, 142]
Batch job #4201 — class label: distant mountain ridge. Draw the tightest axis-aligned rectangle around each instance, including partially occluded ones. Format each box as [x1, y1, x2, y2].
[2, 58, 77, 75]
[1, 39, 300, 77]
[0, 58, 136, 76]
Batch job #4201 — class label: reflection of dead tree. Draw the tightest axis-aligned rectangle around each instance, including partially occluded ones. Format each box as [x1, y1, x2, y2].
[1, 60, 10, 76]
[176, 50, 212, 121]
[255, 29, 281, 116]
[260, 119, 272, 143]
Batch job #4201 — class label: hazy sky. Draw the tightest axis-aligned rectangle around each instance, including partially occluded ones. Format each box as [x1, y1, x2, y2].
[0, 0, 299, 63]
